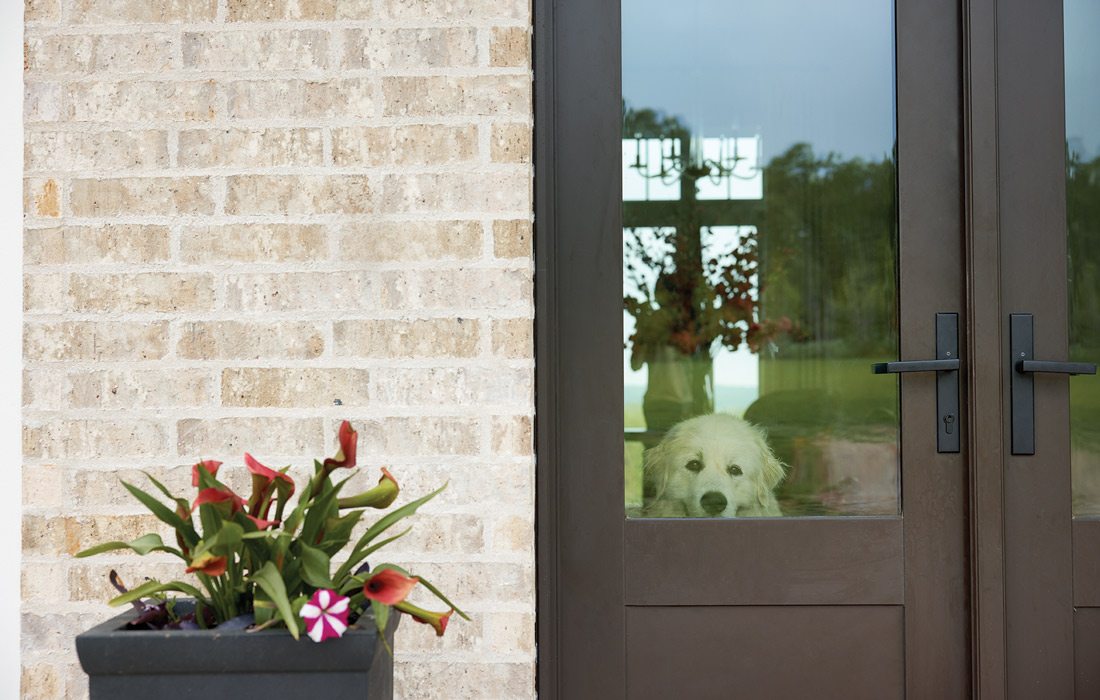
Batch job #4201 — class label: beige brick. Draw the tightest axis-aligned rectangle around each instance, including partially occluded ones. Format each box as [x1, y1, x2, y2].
[491, 318, 533, 358]
[69, 561, 196, 602]
[384, 463, 533, 510]
[24, 369, 70, 410]
[227, 79, 377, 120]
[68, 368, 214, 408]
[493, 219, 532, 258]
[337, 220, 481, 262]
[70, 177, 214, 217]
[389, 513, 484, 555]
[182, 30, 330, 71]
[378, 268, 532, 311]
[487, 612, 536, 655]
[21, 662, 64, 699]
[25, 0, 61, 22]
[71, 466, 190, 511]
[25, 130, 168, 172]
[491, 514, 534, 554]
[69, 0, 217, 23]
[27, 33, 179, 76]
[393, 660, 531, 697]
[179, 224, 326, 263]
[225, 271, 376, 312]
[226, 0, 288, 20]
[226, 175, 374, 216]
[382, 172, 529, 213]
[396, 613, 484, 653]
[226, 0, 371, 20]
[332, 125, 477, 167]
[26, 178, 60, 218]
[23, 419, 167, 460]
[490, 26, 530, 67]
[22, 464, 68, 510]
[177, 321, 325, 360]
[23, 274, 68, 313]
[24, 82, 62, 122]
[21, 563, 68, 604]
[92, 33, 179, 74]
[179, 128, 323, 168]
[492, 415, 532, 455]
[25, 225, 170, 265]
[490, 122, 531, 164]
[23, 35, 94, 74]
[358, 417, 480, 456]
[382, 75, 530, 117]
[334, 318, 479, 358]
[67, 81, 218, 123]
[402, 561, 532, 603]
[177, 417, 324, 456]
[68, 273, 215, 312]
[222, 367, 370, 408]
[368, 367, 530, 406]
[376, 0, 527, 22]
[24, 321, 169, 361]
[343, 28, 477, 70]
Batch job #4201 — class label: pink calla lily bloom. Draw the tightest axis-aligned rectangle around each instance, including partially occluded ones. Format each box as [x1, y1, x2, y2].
[323, 421, 358, 471]
[244, 453, 295, 517]
[191, 460, 222, 487]
[300, 589, 350, 643]
[362, 568, 419, 605]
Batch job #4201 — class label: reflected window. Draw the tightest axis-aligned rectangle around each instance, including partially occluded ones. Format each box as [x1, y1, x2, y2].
[622, 0, 899, 517]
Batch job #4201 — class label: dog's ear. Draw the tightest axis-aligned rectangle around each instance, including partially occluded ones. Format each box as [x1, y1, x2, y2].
[752, 427, 787, 506]
[642, 438, 674, 508]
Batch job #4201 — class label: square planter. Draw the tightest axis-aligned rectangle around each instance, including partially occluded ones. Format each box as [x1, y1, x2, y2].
[76, 605, 398, 700]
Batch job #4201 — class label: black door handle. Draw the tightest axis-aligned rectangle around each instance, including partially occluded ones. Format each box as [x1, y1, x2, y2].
[873, 359, 960, 374]
[1016, 360, 1097, 376]
[1010, 313, 1097, 455]
[871, 312, 960, 453]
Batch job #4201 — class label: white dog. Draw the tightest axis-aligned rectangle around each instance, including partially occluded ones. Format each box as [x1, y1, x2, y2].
[643, 413, 785, 517]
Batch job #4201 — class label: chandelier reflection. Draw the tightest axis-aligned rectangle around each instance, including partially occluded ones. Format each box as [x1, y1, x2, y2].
[628, 133, 762, 186]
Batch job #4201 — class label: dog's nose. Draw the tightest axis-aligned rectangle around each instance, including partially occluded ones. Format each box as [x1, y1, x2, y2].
[700, 491, 727, 515]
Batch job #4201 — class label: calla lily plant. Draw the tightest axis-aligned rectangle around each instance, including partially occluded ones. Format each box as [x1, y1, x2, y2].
[77, 421, 468, 644]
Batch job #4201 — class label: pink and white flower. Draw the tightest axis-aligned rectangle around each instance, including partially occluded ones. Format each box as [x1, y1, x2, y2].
[300, 589, 350, 643]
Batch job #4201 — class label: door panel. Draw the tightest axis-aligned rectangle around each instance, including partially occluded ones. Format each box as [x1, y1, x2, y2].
[537, 0, 968, 696]
[626, 606, 904, 700]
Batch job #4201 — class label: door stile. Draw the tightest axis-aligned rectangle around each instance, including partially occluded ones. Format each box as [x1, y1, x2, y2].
[962, 0, 1009, 695]
[897, 0, 970, 695]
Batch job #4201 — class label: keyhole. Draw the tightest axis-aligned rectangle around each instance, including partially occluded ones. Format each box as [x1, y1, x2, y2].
[943, 414, 955, 435]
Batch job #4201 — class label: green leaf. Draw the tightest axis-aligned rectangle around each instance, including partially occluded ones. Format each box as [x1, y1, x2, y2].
[333, 526, 412, 584]
[251, 561, 299, 640]
[332, 484, 445, 582]
[370, 600, 393, 656]
[317, 510, 363, 557]
[407, 573, 471, 621]
[75, 533, 184, 560]
[297, 543, 333, 588]
[191, 521, 244, 560]
[301, 474, 352, 546]
[121, 480, 199, 544]
[108, 579, 206, 607]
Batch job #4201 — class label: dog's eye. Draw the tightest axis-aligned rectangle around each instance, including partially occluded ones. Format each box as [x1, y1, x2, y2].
[685, 459, 704, 473]
[726, 464, 743, 476]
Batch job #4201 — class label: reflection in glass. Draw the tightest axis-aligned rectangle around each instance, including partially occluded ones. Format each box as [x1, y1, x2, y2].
[622, 0, 899, 517]
[1066, 0, 1100, 515]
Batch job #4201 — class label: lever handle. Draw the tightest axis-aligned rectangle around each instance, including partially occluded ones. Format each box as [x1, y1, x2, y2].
[873, 358, 960, 374]
[1016, 360, 1097, 376]
[871, 312, 960, 453]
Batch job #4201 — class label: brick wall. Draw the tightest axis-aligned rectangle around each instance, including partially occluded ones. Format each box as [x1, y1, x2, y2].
[22, 1, 534, 697]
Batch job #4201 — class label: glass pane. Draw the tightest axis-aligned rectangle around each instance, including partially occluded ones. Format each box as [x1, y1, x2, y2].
[622, 0, 899, 517]
[1066, 0, 1100, 515]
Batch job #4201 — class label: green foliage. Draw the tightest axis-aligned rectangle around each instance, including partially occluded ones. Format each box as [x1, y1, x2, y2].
[76, 421, 462, 641]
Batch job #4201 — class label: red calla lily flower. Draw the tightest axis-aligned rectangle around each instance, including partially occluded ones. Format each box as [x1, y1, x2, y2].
[244, 513, 280, 530]
[192, 486, 244, 513]
[186, 553, 227, 577]
[362, 568, 419, 605]
[395, 601, 453, 637]
[244, 453, 295, 518]
[191, 460, 222, 488]
[323, 421, 358, 470]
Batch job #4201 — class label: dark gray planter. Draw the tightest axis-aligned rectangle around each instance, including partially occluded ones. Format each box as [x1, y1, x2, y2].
[76, 605, 398, 700]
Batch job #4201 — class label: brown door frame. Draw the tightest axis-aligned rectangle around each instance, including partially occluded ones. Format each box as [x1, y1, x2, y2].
[536, 0, 971, 696]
